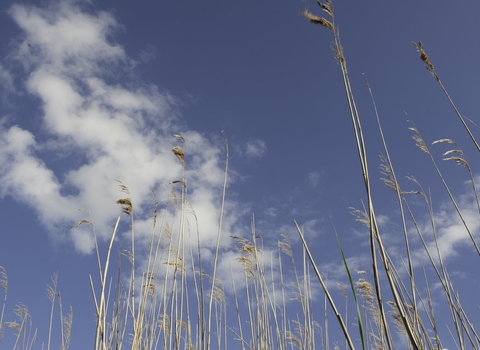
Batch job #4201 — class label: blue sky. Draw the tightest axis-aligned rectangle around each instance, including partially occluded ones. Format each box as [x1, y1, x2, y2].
[0, 1, 480, 349]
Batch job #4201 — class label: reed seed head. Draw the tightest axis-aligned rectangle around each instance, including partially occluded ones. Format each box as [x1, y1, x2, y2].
[117, 198, 133, 216]
[71, 219, 93, 229]
[7, 321, 21, 330]
[116, 180, 130, 195]
[62, 306, 73, 350]
[317, 0, 333, 17]
[357, 279, 374, 302]
[413, 41, 438, 80]
[380, 154, 398, 192]
[349, 206, 370, 228]
[302, 10, 334, 31]
[444, 156, 470, 169]
[409, 127, 430, 155]
[0, 266, 8, 293]
[237, 256, 254, 279]
[173, 134, 185, 144]
[171, 146, 185, 165]
[278, 234, 293, 257]
[388, 301, 408, 336]
[158, 313, 170, 334]
[432, 138, 456, 145]
[338, 283, 347, 298]
[285, 330, 301, 349]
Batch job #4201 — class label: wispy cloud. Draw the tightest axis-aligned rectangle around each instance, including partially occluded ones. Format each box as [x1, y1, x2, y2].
[245, 139, 267, 158]
[308, 171, 322, 188]
[0, 64, 15, 99]
[138, 44, 157, 64]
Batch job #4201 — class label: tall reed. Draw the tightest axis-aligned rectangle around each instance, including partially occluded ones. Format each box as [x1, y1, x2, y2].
[302, 1, 480, 349]
[1, 1, 479, 349]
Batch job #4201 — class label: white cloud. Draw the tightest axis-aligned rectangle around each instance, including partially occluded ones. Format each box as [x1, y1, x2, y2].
[0, 64, 15, 98]
[9, 1, 125, 74]
[245, 139, 267, 158]
[354, 179, 480, 281]
[308, 171, 322, 188]
[0, 1, 244, 259]
[409, 193, 480, 266]
[0, 126, 78, 231]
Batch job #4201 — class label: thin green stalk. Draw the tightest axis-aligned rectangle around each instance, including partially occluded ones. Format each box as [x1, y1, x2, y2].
[294, 220, 356, 350]
[332, 224, 365, 350]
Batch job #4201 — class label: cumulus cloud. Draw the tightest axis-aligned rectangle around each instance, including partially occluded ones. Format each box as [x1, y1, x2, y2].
[0, 1, 243, 258]
[9, 1, 125, 75]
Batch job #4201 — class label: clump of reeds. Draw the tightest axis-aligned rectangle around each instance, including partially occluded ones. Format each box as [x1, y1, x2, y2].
[75, 130, 339, 350]
[299, 1, 480, 349]
[0, 267, 72, 350]
[299, 0, 480, 349]
[3, 1, 480, 349]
